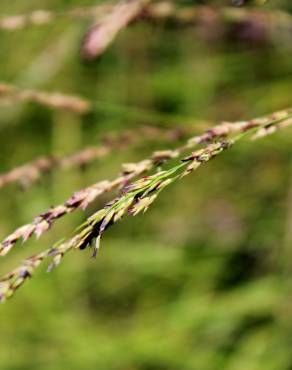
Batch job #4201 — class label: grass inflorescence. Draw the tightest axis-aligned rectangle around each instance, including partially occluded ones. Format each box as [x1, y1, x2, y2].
[1, 108, 291, 258]
[1, 1, 292, 52]
[0, 125, 188, 190]
[0, 107, 292, 302]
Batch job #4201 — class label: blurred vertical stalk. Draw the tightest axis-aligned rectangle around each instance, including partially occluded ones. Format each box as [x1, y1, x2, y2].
[281, 160, 292, 337]
[180, 27, 219, 119]
[122, 23, 152, 119]
[0, 24, 82, 126]
[283, 161, 292, 272]
[51, 110, 82, 209]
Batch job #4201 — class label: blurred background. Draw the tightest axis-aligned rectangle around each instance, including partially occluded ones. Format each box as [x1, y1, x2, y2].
[1, 0, 292, 369]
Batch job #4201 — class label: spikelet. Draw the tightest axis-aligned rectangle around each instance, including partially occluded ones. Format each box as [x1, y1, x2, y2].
[81, 0, 150, 60]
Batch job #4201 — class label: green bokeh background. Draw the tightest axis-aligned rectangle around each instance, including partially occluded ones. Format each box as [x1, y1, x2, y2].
[1, 1, 292, 369]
